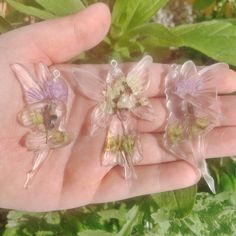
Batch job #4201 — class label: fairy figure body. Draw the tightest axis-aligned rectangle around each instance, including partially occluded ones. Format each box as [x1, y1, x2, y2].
[73, 56, 155, 179]
[165, 61, 228, 193]
[12, 63, 71, 188]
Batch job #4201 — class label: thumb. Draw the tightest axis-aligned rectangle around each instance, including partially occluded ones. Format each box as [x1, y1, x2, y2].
[1, 3, 111, 63]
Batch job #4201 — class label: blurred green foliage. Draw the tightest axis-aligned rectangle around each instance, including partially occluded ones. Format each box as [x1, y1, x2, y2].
[2, 0, 236, 64]
[0, 0, 235, 235]
[1, 190, 236, 236]
[193, 0, 236, 19]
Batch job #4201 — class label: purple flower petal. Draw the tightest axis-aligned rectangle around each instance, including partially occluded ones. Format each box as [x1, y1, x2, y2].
[43, 78, 68, 103]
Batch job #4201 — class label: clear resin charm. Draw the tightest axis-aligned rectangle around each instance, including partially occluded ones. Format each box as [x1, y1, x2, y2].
[12, 63, 71, 188]
[73, 56, 155, 179]
[164, 61, 228, 193]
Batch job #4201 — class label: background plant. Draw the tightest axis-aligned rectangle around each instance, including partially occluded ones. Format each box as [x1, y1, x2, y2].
[0, 0, 236, 235]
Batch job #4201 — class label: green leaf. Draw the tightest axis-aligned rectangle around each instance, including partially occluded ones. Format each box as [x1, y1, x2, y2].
[0, 16, 12, 33]
[111, 0, 140, 37]
[2, 192, 236, 236]
[111, 0, 169, 38]
[6, 0, 55, 20]
[193, 0, 215, 10]
[150, 192, 236, 235]
[209, 158, 236, 192]
[35, 0, 85, 16]
[128, 0, 169, 28]
[2, 228, 19, 236]
[112, 23, 182, 59]
[98, 209, 126, 223]
[128, 23, 183, 48]
[44, 212, 61, 225]
[152, 185, 197, 218]
[78, 230, 115, 236]
[113, 45, 131, 59]
[35, 231, 54, 236]
[171, 20, 236, 66]
[118, 205, 140, 236]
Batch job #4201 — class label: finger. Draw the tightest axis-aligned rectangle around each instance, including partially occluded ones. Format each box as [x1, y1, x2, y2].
[138, 96, 236, 133]
[1, 3, 111, 64]
[138, 98, 166, 133]
[92, 160, 200, 204]
[59, 127, 234, 208]
[206, 126, 236, 158]
[139, 133, 177, 165]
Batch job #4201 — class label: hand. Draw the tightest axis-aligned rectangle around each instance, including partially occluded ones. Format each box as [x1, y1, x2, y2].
[0, 3, 236, 212]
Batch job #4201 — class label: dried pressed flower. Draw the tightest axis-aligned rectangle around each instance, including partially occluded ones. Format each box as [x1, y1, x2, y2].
[103, 114, 142, 179]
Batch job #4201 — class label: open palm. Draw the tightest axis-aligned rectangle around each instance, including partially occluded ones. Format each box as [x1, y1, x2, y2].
[1, 3, 236, 212]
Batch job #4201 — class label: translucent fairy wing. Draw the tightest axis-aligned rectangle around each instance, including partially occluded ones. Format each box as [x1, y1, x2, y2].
[131, 103, 156, 121]
[73, 68, 106, 102]
[173, 62, 200, 99]
[126, 55, 153, 95]
[11, 63, 45, 104]
[187, 93, 222, 128]
[180, 60, 198, 79]
[198, 62, 229, 92]
[24, 150, 50, 188]
[36, 62, 51, 84]
[90, 103, 112, 135]
[191, 92, 220, 112]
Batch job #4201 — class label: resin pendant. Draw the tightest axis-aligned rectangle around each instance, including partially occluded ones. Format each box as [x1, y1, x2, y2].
[12, 63, 71, 188]
[164, 61, 228, 193]
[73, 56, 155, 179]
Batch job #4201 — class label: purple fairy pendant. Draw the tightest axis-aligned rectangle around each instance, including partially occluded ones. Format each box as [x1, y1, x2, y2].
[12, 63, 71, 188]
[164, 60, 227, 193]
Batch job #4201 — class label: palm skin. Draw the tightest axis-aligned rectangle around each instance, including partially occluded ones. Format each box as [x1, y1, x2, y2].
[0, 3, 236, 212]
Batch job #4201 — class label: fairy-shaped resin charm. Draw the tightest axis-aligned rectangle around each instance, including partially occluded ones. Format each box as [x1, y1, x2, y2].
[164, 60, 228, 193]
[12, 63, 71, 188]
[73, 56, 155, 179]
